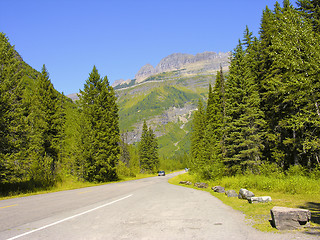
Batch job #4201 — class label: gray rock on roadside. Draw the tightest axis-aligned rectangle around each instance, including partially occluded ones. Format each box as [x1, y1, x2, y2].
[238, 188, 255, 200]
[225, 190, 238, 197]
[194, 182, 208, 188]
[212, 186, 225, 193]
[179, 181, 192, 185]
[248, 196, 272, 204]
[270, 206, 311, 230]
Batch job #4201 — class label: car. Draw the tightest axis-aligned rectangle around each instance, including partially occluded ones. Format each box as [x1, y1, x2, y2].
[158, 171, 165, 176]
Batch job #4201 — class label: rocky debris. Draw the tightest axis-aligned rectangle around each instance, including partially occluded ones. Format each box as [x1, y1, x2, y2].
[194, 182, 208, 188]
[238, 188, 255, 200]
[248, 196, 272, 204]
[179, 181, 192, 185]
[225, 190, 238, 197]
[270, 206, 311, 230]
[212, 186, 225, 193]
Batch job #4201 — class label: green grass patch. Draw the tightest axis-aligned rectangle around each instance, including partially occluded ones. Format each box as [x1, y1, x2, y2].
[169, 173, 320, 232]
[0, 173, 157, 200]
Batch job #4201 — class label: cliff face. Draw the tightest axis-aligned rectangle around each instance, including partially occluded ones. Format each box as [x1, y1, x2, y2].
[133, 51, 230, 83]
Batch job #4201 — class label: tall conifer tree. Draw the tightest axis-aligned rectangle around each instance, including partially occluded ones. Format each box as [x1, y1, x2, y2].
[138, 121, 159, 172]
[191, 100, 206, 172]
[79, 66, 120, 182]
[28, 65, 62, 182]
[225, 30, 266, 174]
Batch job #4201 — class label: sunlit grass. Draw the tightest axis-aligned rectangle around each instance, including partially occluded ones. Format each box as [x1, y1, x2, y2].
[0, 173, 157, 200]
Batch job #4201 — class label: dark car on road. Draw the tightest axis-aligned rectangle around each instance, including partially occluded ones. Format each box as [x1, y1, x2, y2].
[158, 171, 165, 176]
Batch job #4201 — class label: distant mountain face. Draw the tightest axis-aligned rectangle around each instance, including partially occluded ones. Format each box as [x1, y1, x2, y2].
[67, 51, 230, 158]
[128, 51, 230, 84]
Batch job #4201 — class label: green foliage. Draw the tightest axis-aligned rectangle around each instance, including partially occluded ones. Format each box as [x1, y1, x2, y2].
[138, 121, 159, 173]
[78, 66, 120, 182]
[191, 1, 320, 180]
[190, 100, 206, 172]
[119, 85, 199, 130]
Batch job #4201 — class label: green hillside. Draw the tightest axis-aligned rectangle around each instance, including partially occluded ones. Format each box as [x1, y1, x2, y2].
[116, 73, 215, 158]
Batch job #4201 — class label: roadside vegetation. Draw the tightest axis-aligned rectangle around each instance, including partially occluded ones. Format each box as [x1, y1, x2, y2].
[169, 170, 320, 232]
[183, 0, 320, 233]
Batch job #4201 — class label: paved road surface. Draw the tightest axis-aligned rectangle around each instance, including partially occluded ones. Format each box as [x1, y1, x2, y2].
[0, 172, 317, 239]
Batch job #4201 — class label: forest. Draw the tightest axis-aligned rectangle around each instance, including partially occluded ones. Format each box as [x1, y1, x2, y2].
[0, 32, 162, 195]
[191, 0, 320, 179]
[1, 0, 319, 196]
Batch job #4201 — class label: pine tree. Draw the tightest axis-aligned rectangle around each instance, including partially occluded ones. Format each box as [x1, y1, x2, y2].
[201, 69, 226, 179]
[191, 100, 206, 172]
[0, 33, 29, 183]
[262, 2, 320, 168]
[138, 121, 159, 172]
[297, 0, 320, 33]
[28, 65, 62, 183]
[79, 66, 120, 182]
[224, 29, 266, 174]
[139, 121, 149, 171]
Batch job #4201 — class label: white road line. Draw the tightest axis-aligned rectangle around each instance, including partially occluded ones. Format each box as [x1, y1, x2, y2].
[7, 194, 133, 240]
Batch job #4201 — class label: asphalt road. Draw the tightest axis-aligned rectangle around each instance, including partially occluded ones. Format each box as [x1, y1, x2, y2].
[0, 172, 317, 240]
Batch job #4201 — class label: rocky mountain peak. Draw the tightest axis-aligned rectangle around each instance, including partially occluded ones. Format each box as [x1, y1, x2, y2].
[131, 51, 230, 85]
[135, 64, 156, 83]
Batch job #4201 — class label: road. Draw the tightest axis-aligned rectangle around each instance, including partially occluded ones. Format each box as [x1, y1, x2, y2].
[0, 172, 317, 240]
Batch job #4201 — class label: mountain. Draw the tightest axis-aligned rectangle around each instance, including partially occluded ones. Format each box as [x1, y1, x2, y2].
[67, 51, 230, 158]
[123, 51, 230, 84]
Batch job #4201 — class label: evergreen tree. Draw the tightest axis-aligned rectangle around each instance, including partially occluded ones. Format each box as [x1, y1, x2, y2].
[138, 121, 159, 172]
[28, 65, 62, 183]
[262, 2, 320, 168]
[79, 66, 120, 182]
[297, 0, 320, 33]
[190, 100, 206, 172]
[0, 33, 27, 182]
[201, 69, 225, 179]
[224, 30, 266, 174]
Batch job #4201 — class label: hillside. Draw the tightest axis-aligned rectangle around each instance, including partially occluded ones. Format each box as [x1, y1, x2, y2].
[68, 51, 230, 158]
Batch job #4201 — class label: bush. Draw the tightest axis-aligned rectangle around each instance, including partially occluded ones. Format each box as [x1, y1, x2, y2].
[258, 162, 284, 178]
[286, 165, 307, 177]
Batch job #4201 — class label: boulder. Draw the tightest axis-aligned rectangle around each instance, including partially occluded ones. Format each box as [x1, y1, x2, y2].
[225, 190, 238, 197]
[212, 186, 225, 193]
[238, 188, 255, 200]
[248, 196, 272, 204]
[194, 182, 208, 188]
[270, 206, 311, 230]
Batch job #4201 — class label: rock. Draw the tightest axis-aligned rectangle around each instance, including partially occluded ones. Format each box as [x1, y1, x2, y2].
[212, 186, 225, 193]
[179, 181, 192, 185]
[194, 182, 208, 188]
[248, 196, 272, 204]
[238, 188, 255, 200]
[225, 190, 238, 197]
[270, 206, 311, 230]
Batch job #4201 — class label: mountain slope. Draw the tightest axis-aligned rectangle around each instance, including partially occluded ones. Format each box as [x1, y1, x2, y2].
[68, 51, 230, 158]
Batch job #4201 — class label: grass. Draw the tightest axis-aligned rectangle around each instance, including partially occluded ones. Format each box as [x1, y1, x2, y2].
[169, 173, 320, 233]
[0, 173, 156, 200]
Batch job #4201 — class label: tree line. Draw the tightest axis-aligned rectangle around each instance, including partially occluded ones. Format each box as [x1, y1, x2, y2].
[191, 0, 320, 178]
[0, 32, 160, 192]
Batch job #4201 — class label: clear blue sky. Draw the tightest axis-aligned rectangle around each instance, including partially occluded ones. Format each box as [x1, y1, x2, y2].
[1, 0, 291, 95]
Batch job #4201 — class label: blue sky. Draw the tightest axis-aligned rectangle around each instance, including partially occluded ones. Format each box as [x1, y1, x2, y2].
[1, 0, 290, 95]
